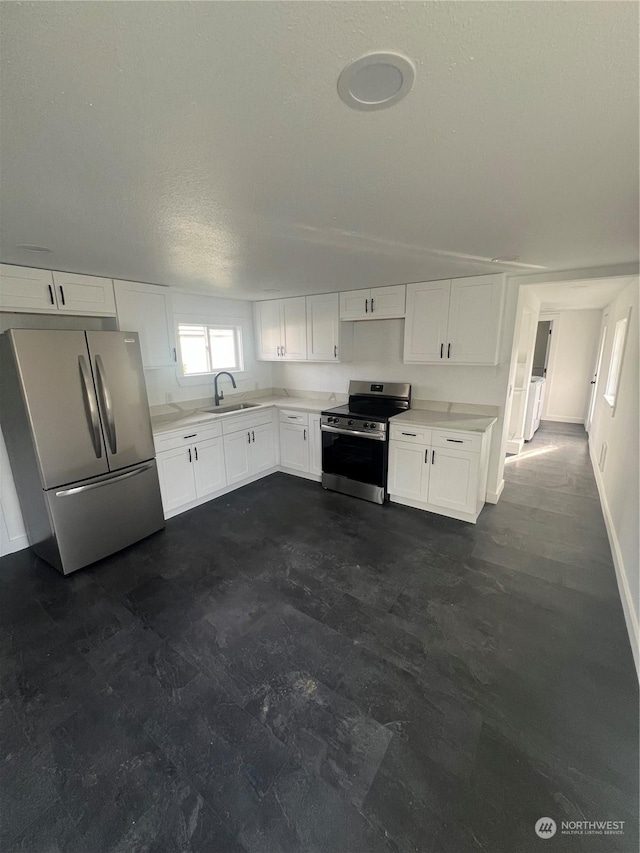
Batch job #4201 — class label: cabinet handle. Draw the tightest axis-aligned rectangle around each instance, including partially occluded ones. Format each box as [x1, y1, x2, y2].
[188, 448, 192, 463]
[447, 343, 451, 359]
[247, 432, 251, 443]
[402, 432, 417, 437]
[183, 434, 197, 439]
[59, 285, 66, 306]
[371, 298, 374, 313]
[334, 345, 337, 358]
[424, 448, 428, 463]
[173, 347, 177, 363]
[365, 298, 368, 313]
[48, 284, 55, 305]
[432, 449, 435, 464]
[440, 343, 444, 359]
[304, 429, 307, 441]
[446, 439, 464, 443]
[252, 430, 255, 443]
[277, 346, 281, 356]
[194, 447, 198, 461]
[287, 415, 298, 419]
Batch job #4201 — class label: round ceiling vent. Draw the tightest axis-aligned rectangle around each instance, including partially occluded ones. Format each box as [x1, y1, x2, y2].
[338, 52, 415, 111]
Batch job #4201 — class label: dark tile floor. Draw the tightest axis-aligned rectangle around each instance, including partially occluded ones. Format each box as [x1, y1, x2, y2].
[1, 423, 637, 852]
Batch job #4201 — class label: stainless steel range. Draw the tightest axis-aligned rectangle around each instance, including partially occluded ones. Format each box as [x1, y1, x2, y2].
[321, 380, 411, 504]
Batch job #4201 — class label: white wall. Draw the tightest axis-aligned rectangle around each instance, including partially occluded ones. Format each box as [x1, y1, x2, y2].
[273, 286, 521, 501]
[541, 309, 601, 423]
[143, 291, 274, 407]
[587, 278, 639, 672]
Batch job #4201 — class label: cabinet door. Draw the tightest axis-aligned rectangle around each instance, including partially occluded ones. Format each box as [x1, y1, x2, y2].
[0, 264, 57, 312]
[370, 285, 406, 318]
[446, 275, 504, 364]
[224, 430, 252, 485]
[52, 272, 116, 316]
[251, 421, 277, 474]
[157, 447, 197, 513]
[254, 300, 282, 360]
[306, 293, 339, 361]
[193, 436, 226, 498]
[339, 289, 370, 320]
[388, 441, 429, 501]
[309, 414, 322, 476]
[281, 297, 307, 360]
[279, 422, 309, 473]
[427, 447, 479, 514]
[403, 280, 451, 363]
[114, 280, 177, 369]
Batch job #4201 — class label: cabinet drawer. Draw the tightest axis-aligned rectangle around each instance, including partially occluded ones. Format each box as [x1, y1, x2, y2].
[221, 408, 275, 435]
[154, 423, 222, 453]
[431, 430, 481, 454]
[389, 424, 432, 445]
[279, 409, 309, 426]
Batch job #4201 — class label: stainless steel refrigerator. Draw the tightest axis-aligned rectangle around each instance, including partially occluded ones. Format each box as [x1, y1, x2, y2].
[1, 329, 165, 574]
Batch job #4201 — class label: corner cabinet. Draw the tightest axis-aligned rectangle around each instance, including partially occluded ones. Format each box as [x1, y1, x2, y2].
[0, 264, 116, 316]
[339, 285, 405, 320]
[278, 409, 322, 481]
[403, 275, 505, 365]
[254, 296, 307, 361]
[114, 280, 177, 369]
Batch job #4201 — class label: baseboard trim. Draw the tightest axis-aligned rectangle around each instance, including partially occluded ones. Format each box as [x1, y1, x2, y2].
[506, 438, 525, 455]
[485, 479, 505, 504]
[588, 443, 639, 678]
[541, 416, 585, 424]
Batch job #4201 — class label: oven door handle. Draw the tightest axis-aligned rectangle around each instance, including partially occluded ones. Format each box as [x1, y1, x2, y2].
[321, 424, 386, 441]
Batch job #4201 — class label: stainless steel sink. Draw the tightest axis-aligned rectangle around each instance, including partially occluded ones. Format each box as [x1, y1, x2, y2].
[201, 403, 261, 414]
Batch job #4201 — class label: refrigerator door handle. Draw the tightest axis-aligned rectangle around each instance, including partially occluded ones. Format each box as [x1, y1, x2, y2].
[55, 463, 154, 496]
[95, 355, 117, 454]
[78, 355, 102, 459]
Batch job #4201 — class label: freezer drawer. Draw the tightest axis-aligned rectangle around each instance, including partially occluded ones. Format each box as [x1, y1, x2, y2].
[43, 460, 164, 574]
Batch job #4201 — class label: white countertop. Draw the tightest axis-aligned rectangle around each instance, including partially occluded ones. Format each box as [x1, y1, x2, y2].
[151, 395, 334, 436]
[390, 409, 497, 433]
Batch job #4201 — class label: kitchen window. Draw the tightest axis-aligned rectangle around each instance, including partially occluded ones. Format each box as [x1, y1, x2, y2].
[178, 323, 244, 376]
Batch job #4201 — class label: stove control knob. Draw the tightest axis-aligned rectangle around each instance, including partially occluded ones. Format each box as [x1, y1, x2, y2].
[363, 422, 369, 428]
[348, 420, 354, 426]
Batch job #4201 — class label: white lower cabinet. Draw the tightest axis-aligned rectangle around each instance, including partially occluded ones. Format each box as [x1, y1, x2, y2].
[280, 422, 309, 472]
[193, 436, 226, 497]
[157, 446, 198, 512]
[157, 430, 227, 516]
[223, 429, 252, 485]
[278, 410, 322, 479]
[388, 424, 492, 523]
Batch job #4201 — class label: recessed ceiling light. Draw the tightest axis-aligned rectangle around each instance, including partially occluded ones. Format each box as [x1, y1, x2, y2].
[338, 52, 415, 111]
[15, 244, 52, 253]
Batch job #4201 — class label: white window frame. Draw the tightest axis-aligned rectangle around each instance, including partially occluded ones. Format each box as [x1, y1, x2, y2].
[603, 309, 631, 413]
[175, 320, 244, 386]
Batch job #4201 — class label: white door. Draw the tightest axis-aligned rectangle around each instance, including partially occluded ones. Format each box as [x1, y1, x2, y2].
[0, 264, 57, 312]
[306, 293, 339, 361]
[403, 280, 451, 363]
[309, 414, 322, 476]
[114, 280, 177, 368]
[52, 272, 116, 316]
[157, 447, 197, 513]
[339, 289, 370, 320]
[388, 441, 429, 501]
[370, 285, 406, 318]
[586, 323, 608, 433]
[251, 421, 277, 474]
[447, 275, 504, 365]
[193, 436, 227, 497]
[224, 429, 252, 485]
[280, 422, 309, 472]
[427, 447, 478, 514]
[254, 300, 282, 360]
[281, 297, 307, 360]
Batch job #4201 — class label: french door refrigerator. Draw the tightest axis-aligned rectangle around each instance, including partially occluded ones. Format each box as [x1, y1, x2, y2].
[1, 329, 165, 574]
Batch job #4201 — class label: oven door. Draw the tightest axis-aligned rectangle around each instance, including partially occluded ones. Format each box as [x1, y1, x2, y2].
[321, 427, 388, 503]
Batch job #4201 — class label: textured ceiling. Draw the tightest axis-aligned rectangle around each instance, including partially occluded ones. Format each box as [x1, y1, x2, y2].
[1, 1, 638, 299]
[527, 276, 636, 312]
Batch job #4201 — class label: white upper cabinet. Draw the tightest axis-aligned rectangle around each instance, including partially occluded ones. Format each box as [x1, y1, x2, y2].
[114, 280, 177, 369]
[0, 265, 115, 316]
[254, 296, 307, 361]
[339, 285, 406, 320]
[0, 265, 56, 312]
[306, 293, 340, 361]
[51, 271, 116, 316]
[403, 274, 505, 365]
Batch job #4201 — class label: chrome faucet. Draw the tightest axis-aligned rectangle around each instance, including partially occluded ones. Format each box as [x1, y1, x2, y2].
[213, 371, 237, 407]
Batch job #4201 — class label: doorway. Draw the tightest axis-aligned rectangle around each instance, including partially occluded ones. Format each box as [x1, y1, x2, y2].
[586, 320, 607, 433]
[532, 319, 553, 378]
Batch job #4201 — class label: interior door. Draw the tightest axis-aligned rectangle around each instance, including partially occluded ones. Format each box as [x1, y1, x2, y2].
[86, 332, 155, 472]
[586, 323, 608, 433]
[5, 329, 109, 488]
[403, 281, 451, 363]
